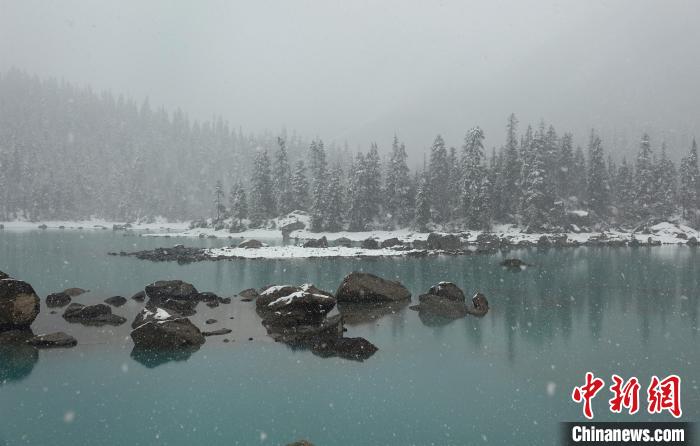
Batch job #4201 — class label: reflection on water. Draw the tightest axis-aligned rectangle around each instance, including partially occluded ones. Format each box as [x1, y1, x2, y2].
[0, 231, 699, 445]
[130, 346, 201, 368]
[0, 333, 38, 384]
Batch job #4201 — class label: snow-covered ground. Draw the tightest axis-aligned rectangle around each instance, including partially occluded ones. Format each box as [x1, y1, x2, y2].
[207, 245, 419, 259]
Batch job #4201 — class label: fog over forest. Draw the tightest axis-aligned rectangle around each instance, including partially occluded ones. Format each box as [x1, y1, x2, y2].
[1, 0, 699, 157]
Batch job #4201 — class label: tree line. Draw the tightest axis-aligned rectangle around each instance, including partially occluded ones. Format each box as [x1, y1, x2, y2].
[211, 114, 700, 233]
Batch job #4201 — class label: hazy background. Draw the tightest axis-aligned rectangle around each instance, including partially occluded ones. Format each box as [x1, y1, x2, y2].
[1, 0, 699, 159]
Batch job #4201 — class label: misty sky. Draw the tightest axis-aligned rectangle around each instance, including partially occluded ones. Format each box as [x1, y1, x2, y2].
[1, 0, 699, 159]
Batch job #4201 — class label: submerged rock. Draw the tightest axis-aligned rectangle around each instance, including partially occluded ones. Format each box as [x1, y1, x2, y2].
[500, 258, 529, 269]
[26, 332, 77, 348]
[310, 336, 378, 361]
[335, 272, 411, 303]
[238, 288, 259, 301]
[46, 292, 72, 308]
[0, 279, 41, 329]
[130, 346, 200, 368]
[202, 328, 232, 336]
[62, 287, 88, 297]
[104, 296, 127, 307]
[131, 290, 146, 301]
[131, 317, 205, 350]
[286, 441, 315, 446]
[302, 236, 328, 248]
[62, 303, 126, 326]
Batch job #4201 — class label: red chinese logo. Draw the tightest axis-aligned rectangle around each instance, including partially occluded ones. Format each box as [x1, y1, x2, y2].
[572, 372, 605, 419]
[647, 375, 682, 418]
[572, 373, 682, 419]
[609, 374, 640, 415]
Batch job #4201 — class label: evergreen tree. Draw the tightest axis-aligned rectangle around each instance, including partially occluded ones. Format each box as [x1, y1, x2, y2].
[557, 133, 574, 199]
[679, 139, 699, 220]
[461, 126, 489, 228]
[501, 114, 521, 219]
[414, 171, 431, 231]
[229, 181, 248, 228]
[385, 135, 413, 226]
[615, 158, 635, 222]
[213, 180, 226, 222]
[290, 160, 309, 212]
[325, 164, 345, 231]
[572, 145, 588, 203]
[273, 137, 293, 215]
[428, 135, 450, 223]
[347, 152, 369, 231]
[365, 143, 383, 222]
[655, 143, 677, 220]
[249, 149, 274, 227]
[309, 140, 328, 231]
[447, 145, 461, 218]
[586, 131, 609, 217]
[520, 127, 552, 229]
[634, 133, 656, 220]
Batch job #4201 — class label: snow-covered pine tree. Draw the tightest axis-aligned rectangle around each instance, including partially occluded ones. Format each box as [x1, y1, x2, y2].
[229, 181, 248, 229]
[214, 180, 226, 222]
[679, 139, 699, 220]
[290, 160, 310, 212]
[572, 145, 588, 204]
[447, 145, 461, 219]
[428, 135, 450, 223]
[615, 158, 635, 222]
[461, 126, 489, 228]
[520, 126, 552, 230]
[415, 171, 431, 232]
[273, 137, 293, 216]
[586, 131, 609, 217]
[557, 133, 574, 200]
[309, 140, 328, 231]
[654, 143, 677, 220]
[324, 164, 345, 231]
[385, 135, 413, 226]
[501, 114, 521, 220]
[347, 152, 369, 231]
[249, 149, 275, 227]
[365, 143, 383, 223]
[634, 133, 656, 220]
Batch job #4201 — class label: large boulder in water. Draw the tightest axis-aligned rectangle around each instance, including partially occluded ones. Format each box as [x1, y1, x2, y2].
[145, 280, 200, 315]
[0, 279, 41, 329]
[335, 272, 411, 303]
[131, 317, 205, 350]
[256, 284, 336, 326]
[425, 282, 465, 303]
[46, 292, 72, 308]
[62, 303, 126, 326]
[145, 280, 198, 301]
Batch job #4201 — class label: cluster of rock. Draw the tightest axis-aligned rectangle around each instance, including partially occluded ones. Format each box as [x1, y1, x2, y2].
[251, 280, 377, 361]
[0, 271, 79, 356]
[410, 281, 489, 323]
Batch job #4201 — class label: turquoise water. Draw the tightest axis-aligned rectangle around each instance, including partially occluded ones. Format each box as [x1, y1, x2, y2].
[0, 230, 699, 445]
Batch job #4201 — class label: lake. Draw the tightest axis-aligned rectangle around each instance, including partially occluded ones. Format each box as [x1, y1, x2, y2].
[0, 230, 698, 445]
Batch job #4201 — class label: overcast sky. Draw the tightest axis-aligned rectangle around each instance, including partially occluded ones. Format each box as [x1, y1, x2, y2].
[1, 0, 699, 159]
